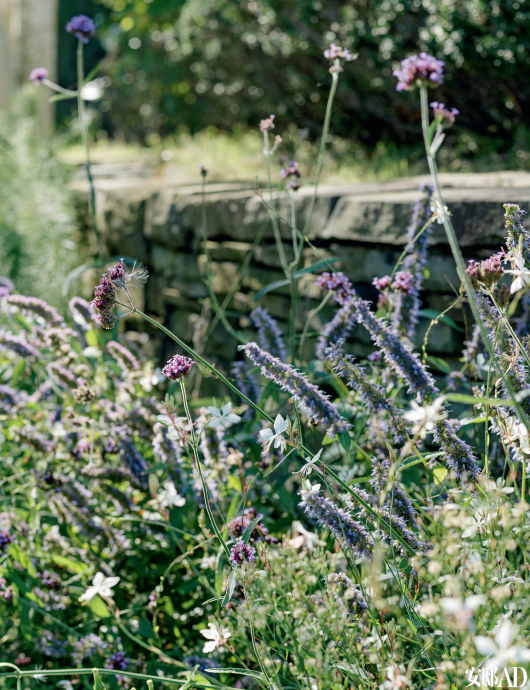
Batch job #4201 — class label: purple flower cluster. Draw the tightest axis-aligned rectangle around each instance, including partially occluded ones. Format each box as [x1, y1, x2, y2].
[324, 43, 356, 73]
[373, 275, 392, 292]
[466, 252, 504, 291]
[281, 160, 301, 191]
[0, 531, 13, 552]
[314, 272, 353, 305]
[65, 15, 97, 43]
[5, 295, 64, 326]
[116, 433, 149, 489]
[72, 634, 106, 664]
[69, 296, 98, 330]
[161, 354, 194, 381]
[430, 102, 459, 127]
[41, 630, 66, 658]
[392, 185, 434, 336]
[393, 52, 445, 92]
[391, 271, 414, 293]
[0, 330, 39, 359]
[47, 362, 80, 389]
[36, 570, 61, 589]
[259, 114, 275, 132]
[433, 419, 480, 482]
[107, 341, 140, 372]
[0, 384, 28, 414]
[241, 342, 350, 438]
[504, 204, 530, 265]
[326, 341, 410, 444]
[250, 307, 287, 361]
[229, 540, 257, 567]
[327, 572, 368, 620]
[231, 361, 260, 419]
[228, 507, 277, 544]
[105, 651, 130, 671]
[152, 423, 182, 465]
[299, 488, 374, 560]
[92, 275, 118, 329]
[29, 67, 49, 85]
[0, 276, 14, 298]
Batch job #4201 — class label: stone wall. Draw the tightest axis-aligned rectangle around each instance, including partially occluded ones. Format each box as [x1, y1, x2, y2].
[73, 169, 530, 374]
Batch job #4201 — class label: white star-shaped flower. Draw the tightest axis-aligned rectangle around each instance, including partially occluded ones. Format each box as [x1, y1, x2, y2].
[153, 481, 185, 509]
[474, 621, 530, 670]
[200, 622, 231, 653]
[505, 254, 530, 294]
[79, 572, 120, 603]
[295, 448, 323, 478]
[403, 398, 446, 439]
[206, 402, 241, 429]
[259, 414, 289, 453]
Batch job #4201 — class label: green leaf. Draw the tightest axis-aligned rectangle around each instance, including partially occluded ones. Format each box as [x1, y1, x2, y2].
[85, 329, 99, 347]
[432, 466, 448, 485]
[254, 258, 339, 301]
[137, 617, 156, 638]
[88, 595, 111, 618]
[254, 278, 291, 302]
[51, 554, 90, 575]
[226, 475, 242, 492]
[9, 544, 36, 576]
[83, 62, 103, 85]
[10, 359, 26, 386]
[242, 515, 262, 544]
[93, 670, 106, 690]
[426, 356, 452, 375]
[338, 432, 351, 451]
[205, 669, 263, 679]
[48, 92, 77, 103]
[322, 434, 335, 445]
[222, 570, 237, 606]
[419, 309, 464, 332]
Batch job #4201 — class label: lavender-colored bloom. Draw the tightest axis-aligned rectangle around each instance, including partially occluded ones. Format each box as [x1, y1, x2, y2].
[228, 507, 277, 544]
[105, 651, 129, 671]
[446, 370, 465, 391]
[433, 419, 480, 482]
[378, 507, 428, 555]
[0, 276, 15, 294]
[92, 273, 118, 329]
[386, 483, 418, 530]
[466, 252, 504, 291]
[17, 426, 55, 453]
[116, 434, 149, 489]
[373, 275, 392, 292]
[29, 67, 49, 85]
[299, 487, 374, 560]
[281, 160, 300, 179]
[72, 634, 106, 665]
[41, 630, 66, 658]
[315, 299, 357, 360]
[107, 340, 140, 372]
[229, 540, 257, 567]
[0, 531, 14, 552]
[327, 572, 368, 620]
[5, 294, 64, 326]
[368, 351, 381, 362]
[326, 341, 409, 444]
[184, 656, 221, 672]
[259, 114, 275, 131]
[250, 307, 287, 361]
[463, 324, 482, 362]
[241, 342, 350, 438]
[162, 354, 194, 381]
[65, 15, 97, 42]
[36, 570, 61, 589]
[231, 361, 260, 419]
[430, 102, 459, 127]
[69, 296, 98, 330]
[0, 330, 38, 358]
[504, 203, 530, 266]
[324, 43, 356, 73]
[314, 272, 353, 305]
[0, 384, 28, 414]
[370, 456, 391, 492]
[47, 362, 80, 389]
[391, 271, 414, 293]
[391, 185, 434, 336]
[393, 52, 445, 92]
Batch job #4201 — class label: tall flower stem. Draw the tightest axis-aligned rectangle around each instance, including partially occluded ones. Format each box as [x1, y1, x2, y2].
[179, 380, 231, 560]
[76, 39, 99, 256]
[419, 86, 529, 432]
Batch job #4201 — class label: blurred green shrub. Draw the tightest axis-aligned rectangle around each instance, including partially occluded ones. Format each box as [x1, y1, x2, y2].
[0, 88, 79, 308]
[92, 0, 530, 166]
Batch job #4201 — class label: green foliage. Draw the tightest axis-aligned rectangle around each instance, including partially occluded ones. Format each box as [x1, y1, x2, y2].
[0, 88, 79, 308]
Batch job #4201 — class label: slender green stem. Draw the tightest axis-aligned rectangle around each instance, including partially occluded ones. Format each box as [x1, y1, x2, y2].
[419, 86, 529, 431]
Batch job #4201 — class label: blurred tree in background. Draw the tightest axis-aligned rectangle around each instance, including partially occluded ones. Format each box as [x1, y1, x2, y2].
[61, 0, 529, 167]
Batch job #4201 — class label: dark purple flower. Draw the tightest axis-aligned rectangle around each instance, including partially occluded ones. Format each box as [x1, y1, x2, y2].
[105, 651, 129, 671]
[314, 272, 353, 305]
[229, 540, 256, 567]
[0, 531, 13, 552]
[367, 351, 381, 362]
[65, 15, 97, 43]
[200, 165, 208, 178]
[92, 274, 118, 329]
[29, 68, 49, 85]
[430, 102, 459, 127]
[250, 307, 287, 361]
[162, 354, 195, 381]
[393, 52, 445, 92]
[281, 160, 300, 179]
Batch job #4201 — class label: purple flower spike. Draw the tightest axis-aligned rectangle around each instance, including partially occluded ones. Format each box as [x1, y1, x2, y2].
[229, 541, 256, 568]
[162, 354, 195, 381]
[314, 272, 353, 305]
[92, 274, 118, 330]
[29, 68, 49, 85]
[65, 15, 97, 43]
[430, 102, 459, 127]
[393, 52, 445, 92]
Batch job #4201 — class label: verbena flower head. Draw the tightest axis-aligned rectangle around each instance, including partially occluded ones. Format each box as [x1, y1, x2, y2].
[391, 270, 414, 293]
[314, 272, 353, 305]
[65, 15, 97, 43]
[105, 651, 129, 671]
[393, 52, 445, 91]
[29, 67, 49, 85]
[92, 274, 118, 329]
[281, 160, 301, 191]
[241, 342, 350, 438]
[430, 102, 459, 127]
[259, 114, 275, 131]
[200, 165, 208, 178]
[373, 275, 392, 292]
[229, 540, 257, 567]
[324, 43, 357, 73]
[466, 252, 505, 291]
[162, 354, 194, 381]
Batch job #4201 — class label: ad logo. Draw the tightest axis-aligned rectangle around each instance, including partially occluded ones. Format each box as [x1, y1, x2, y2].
[465, 667, 528, 688]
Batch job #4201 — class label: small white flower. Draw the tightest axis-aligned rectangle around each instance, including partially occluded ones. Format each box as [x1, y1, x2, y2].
[440, 594, 486, 627]
[206, 402, 241, 429]
[474, 621, 530, 670]
[380, 664, 410, 689]
[295, 448, 323, 478]
[79, 572, 120, 603]
[430, 200, 451, 225]
[152, 481, 185, 509]
[403, 398, 446, 439]
[505, 254, 530, 294]
[259, 414, 289, 453]
[299, 480, 321, 501]
[200, 622, 231, 653]
[290, 521, 324, 550]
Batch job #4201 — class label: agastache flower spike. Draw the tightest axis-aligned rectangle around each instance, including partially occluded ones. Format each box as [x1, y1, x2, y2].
[504, 204, 530, 266]
[5, 295, 64, 326]
[299, 483, 374, 560]
[231, 361, 260, 419]
[315, 300, 357, 360]
[107, 341, 140, 372]
[0, 330, 39, 359]
[69, 296, 98, 330]
[241, 342, 350, 438]
[326, 341, 410, 444]
[327, 573, 368, 620]
[314, 272, 353, 305]
[250, 307, 287, 361]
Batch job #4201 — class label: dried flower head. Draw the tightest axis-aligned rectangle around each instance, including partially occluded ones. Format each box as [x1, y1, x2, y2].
[466, 253, 505, 291]
[65, 15, 97, 42]
[393, 53, 445, 92]
[162, 354, 195, 381]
